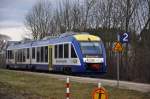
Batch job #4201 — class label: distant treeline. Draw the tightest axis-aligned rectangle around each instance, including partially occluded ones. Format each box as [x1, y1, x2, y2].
[25, 0, 150, 40]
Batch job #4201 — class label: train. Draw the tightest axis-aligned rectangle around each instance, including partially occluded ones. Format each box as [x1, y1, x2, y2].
[6, 32, 107, 74]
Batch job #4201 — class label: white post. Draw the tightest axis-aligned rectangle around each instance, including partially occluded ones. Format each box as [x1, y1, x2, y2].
[66, 76, 70, 99]
[117, 52, 120, 88]
[98, 82, 101, 88]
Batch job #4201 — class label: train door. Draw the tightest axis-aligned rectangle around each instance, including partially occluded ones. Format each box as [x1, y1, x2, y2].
[48, 45, 53, 70]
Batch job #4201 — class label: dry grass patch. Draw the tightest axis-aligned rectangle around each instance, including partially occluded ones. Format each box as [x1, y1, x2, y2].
[0, 69, 149, 99]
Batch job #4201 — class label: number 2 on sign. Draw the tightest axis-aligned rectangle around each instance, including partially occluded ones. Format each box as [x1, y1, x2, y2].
[123, 33, 128, 42]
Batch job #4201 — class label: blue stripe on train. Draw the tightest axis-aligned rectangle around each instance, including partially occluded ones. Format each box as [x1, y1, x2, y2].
[7, 63, 49, 70]
[7, 63, 106, 73]
[52, 65, 84, 73]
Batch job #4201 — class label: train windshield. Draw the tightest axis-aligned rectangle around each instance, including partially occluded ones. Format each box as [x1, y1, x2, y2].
[80, 42, 103, 58]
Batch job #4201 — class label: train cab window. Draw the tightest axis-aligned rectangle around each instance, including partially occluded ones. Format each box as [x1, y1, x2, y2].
[32, 48, 35, 59]
[27, 48, 29, 59]
[59, 44, 63, 58]
[45, 46, 48, 62]
[55, 45, 58, 58]
[71, 45, 77, 58]
[64, 44, 69, 58]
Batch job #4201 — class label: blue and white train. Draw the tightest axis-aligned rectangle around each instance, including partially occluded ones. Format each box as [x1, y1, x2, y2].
[6, 32, 107, 74]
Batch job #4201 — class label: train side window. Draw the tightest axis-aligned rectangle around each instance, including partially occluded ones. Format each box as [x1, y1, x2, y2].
[64, 44, 69, 58]
[16, 50, 18, 62]
[32, 48, 35, 59]
[23, 49, 25, 62]
[45, 46, 48, 62]
[7, 50, 9, 59]
[5, 51, 7, 59]
[11, 50, 14, 59]
[59, 44, 63, 58]
[22, 49, 23, 62]
[21, 49, 23, 62]
[13, 50, 14, 59]
[55, 45, 58, 58]
[71, 44, 77, 58]
[9, 50, 11, 59]
[9, 50, 12, 59]
[36, 47, 40, 62]
[17, 50, 19, 61]
[15, 51, 18, 62]
[9, 50, 13, 59]
[19, 50, 21, 62]
[18, 50, 19, 61]
[27, 48, 29, 59]
[9, 50, 10, 59]
[41, 47, 44, 62]
[22, 49, 24, 62]
[8, 50, 11, 59]
[20, 49, 22, 62]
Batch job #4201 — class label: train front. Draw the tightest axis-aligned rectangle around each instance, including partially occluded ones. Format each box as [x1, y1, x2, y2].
[74, 34, 107, 73]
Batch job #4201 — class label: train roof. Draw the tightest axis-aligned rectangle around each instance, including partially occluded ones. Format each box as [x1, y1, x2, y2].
[7, 32, 101, 50]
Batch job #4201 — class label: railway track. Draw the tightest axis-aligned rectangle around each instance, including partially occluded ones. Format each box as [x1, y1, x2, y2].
[9, 69, 150, 93]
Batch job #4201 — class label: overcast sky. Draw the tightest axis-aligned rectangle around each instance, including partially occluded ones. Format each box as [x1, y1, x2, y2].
[0, 0, 61, 41]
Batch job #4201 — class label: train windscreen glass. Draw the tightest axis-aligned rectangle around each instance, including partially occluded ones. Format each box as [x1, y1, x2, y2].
[80, 42, 102, 58]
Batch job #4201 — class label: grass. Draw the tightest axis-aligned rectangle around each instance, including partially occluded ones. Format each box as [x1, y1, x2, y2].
[0, 69, 149, 99]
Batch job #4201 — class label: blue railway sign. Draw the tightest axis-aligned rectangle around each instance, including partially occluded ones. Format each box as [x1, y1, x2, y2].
[118, 32, 129, 43]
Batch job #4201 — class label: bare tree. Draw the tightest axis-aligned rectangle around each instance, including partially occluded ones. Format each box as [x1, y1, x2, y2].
[0, 34, 9, 67]
[139, 0, 150, 33]
[25, 0, 52, 40]
[0, 34, 10, 51]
